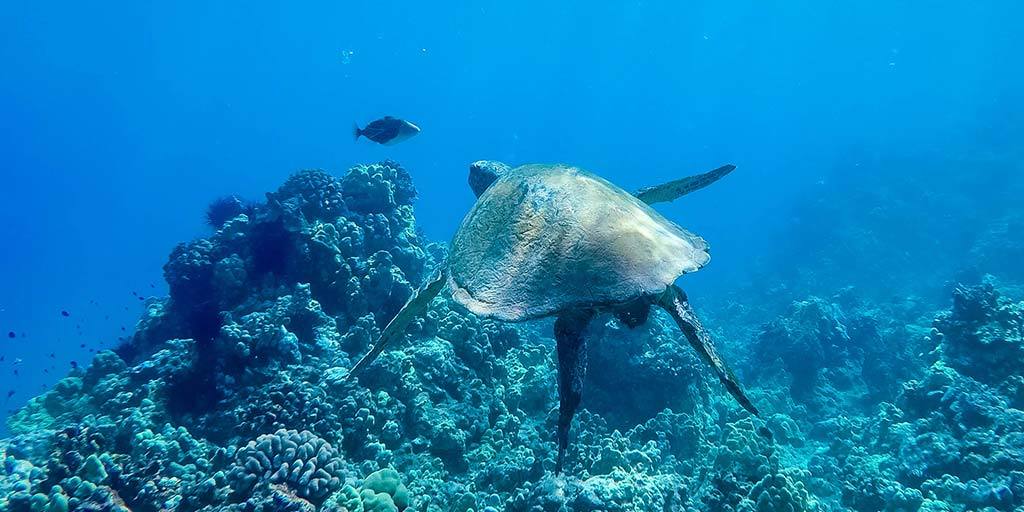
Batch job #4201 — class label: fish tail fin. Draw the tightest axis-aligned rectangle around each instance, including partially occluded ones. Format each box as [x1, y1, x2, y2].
[352, 122, 362, 142]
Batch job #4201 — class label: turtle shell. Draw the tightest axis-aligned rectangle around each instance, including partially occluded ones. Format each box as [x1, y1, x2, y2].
[448, 164, 709, 321]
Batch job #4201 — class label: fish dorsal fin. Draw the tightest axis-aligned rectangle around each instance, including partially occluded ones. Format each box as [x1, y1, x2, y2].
[634, 164, 736, 204]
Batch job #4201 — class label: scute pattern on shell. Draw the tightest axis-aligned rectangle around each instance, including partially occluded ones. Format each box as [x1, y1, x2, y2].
[448, 164, 710, 321]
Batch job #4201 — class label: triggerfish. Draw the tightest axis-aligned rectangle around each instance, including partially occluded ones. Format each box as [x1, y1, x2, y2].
[354, 116, 420, 145]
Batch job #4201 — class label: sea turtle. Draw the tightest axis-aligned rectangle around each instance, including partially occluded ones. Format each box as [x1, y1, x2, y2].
[348, 161, 758, 472]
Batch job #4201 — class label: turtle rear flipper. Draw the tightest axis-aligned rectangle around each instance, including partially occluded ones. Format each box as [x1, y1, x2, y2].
[658, 285, 759, 416]
[347, 266, 447, 380]
[553, 309, 595, 474]
[634, 164, 736, 204]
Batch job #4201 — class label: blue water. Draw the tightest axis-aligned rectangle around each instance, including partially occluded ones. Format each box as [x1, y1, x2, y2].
[1, 2, 1022, 509]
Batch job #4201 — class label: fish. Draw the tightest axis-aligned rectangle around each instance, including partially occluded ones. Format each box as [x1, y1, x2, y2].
[6, 331, 14, 339]
[61, 310, 70, 317]
[353, 116, 420, 146]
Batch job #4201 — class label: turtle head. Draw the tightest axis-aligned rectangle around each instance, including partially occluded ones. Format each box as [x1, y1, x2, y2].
[468, 160, 511, 198]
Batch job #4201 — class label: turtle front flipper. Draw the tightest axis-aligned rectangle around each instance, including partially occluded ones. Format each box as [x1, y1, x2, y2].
[553, 308, 595, 474]
[657, 285, 759, 416]
[346, 266, 448, 380]
[633, 164, 736, 204]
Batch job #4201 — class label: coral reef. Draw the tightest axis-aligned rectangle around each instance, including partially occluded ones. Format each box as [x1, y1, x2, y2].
[3, 160, 1023, 511]
[228, 429, 345, 503]
[933, 281, 1024, 384]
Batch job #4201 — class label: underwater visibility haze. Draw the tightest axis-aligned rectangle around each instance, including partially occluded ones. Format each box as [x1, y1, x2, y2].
[1, 1, 1023, 511]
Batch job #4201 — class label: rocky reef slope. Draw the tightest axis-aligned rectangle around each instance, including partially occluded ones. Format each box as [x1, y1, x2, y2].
[2, 161, 1022, 511]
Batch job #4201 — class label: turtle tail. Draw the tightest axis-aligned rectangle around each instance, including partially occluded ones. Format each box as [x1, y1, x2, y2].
[352, 122, 362, 142]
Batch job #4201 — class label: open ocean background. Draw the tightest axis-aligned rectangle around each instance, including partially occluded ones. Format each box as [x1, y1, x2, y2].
[1, 3, 1023, 511]
[3, 1, 1019, 412]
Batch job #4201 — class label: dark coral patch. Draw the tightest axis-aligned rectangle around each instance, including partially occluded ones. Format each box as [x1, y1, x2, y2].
[205, 195, 250, 229]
